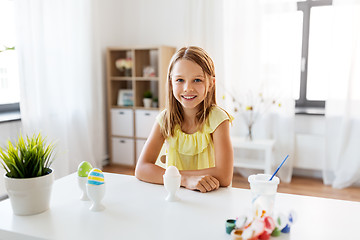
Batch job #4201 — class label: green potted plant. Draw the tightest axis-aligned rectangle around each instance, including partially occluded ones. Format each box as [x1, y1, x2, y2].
[0, 132, 56, 216]
[152, 97, 158, 108]
[143, 90, 153, 108]
[0, 45, 15, 53]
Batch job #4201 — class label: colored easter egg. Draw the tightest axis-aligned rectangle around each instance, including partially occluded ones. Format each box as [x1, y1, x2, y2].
[87, 168, 105, 185]
[77, 161, 93, 177]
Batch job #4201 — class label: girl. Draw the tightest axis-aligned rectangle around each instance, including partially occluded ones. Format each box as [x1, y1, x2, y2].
[135, 46, 233, 193]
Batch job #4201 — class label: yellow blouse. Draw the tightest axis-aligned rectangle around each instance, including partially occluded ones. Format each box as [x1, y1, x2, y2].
[155, 106, 233, 170]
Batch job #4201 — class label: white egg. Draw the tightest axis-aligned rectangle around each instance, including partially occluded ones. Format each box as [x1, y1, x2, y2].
[165, 166, 180, 177]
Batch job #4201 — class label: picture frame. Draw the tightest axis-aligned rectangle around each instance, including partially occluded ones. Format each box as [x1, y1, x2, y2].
[117, 89, 133, 106]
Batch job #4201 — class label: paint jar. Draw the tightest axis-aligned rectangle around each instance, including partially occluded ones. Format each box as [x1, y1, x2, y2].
[225, 219, 236, 234]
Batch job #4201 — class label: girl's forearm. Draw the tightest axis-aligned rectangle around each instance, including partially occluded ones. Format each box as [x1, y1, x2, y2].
[135, 162, 166, 185]
[180, 166, 233, 187]
[135, 164, 232, 187]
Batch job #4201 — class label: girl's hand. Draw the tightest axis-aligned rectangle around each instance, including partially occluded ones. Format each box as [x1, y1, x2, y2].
[182, 175, 220, 193]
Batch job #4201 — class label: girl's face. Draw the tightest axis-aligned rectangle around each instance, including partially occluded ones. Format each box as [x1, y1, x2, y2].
[171, 59, 209, 111]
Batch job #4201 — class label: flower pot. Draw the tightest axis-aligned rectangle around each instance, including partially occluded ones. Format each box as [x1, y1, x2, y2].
[152, 101, 158, 108]
[4, 169, 54, 216]
[143, 98, 152, 108]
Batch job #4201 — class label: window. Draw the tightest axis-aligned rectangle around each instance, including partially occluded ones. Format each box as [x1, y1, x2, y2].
[295, 0, 332, 112]
[0, 0, 20, 114]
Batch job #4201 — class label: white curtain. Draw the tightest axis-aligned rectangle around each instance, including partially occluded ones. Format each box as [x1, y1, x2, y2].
[222, 0, 298, 182]
[14, 0, 106, 179]
[324, 0, 360, 188]
[184, 0, 225, 85]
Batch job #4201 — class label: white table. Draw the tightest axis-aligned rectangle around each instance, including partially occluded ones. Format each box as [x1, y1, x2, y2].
[0, 173, 359, 240]
[232, 137, 275, 174]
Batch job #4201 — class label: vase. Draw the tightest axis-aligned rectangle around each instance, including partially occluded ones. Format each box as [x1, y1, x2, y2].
[247, 124, 253, 141]
[124, 68, 132, 77]
[4, 169, 54, 216]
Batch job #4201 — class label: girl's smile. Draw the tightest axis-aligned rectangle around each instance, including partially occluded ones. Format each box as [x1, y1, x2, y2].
[181, 95, 197, 100]
[171, 59, 208, 111]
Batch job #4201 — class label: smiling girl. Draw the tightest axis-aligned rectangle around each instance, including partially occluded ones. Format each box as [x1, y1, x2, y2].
[135, 46, 233, 193]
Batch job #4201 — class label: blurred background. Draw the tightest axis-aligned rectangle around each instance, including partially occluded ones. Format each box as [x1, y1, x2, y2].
[0, 0, 359, 197]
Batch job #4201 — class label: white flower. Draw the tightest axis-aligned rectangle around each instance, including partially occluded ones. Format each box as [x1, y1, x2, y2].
[115, 58, 132, 70]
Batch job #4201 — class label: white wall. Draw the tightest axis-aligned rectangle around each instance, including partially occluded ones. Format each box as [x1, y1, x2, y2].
[95, 0, 224, 72]
[0, 120, 22, 195]
[96, 0, 190, 50]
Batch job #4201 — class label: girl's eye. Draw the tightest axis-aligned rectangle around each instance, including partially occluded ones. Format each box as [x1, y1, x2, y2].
[194, 78, 202, 83]
[176, 78, 184, 82]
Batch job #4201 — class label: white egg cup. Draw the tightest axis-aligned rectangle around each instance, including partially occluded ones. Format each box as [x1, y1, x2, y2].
[86, 183, 105, 211]
[163, 175, 181, 202]
[78, 176, 90, 201]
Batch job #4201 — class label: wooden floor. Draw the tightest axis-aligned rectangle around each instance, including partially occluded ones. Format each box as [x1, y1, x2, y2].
[102, 164, 360, 202]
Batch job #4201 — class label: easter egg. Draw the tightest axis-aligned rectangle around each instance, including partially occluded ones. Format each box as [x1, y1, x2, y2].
[77, 161, 93, 177]
[164, 166, 180, 177]
[87, 168, 105, 185]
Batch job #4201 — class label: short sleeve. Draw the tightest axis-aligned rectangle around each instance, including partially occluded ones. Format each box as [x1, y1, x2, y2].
[156, 109, 166, 128]
[207, 106, 233, 133]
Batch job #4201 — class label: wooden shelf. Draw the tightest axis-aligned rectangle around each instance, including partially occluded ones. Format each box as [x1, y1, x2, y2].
[134, 77, 159, 81]
[111, 77, 133, 81]
[110, 105, 133, 109]
[133, 106, 159, 110]
[106, 46, 176, 166]
[110, 105, 159, 111]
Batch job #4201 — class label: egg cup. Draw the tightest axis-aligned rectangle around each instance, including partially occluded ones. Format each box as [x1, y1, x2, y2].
[86, 183, 105, 211]
[163, 175, 181, 202]
[78, 176, 90, 201]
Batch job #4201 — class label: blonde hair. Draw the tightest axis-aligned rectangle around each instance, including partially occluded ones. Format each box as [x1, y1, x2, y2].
[161, 46, 217, 138]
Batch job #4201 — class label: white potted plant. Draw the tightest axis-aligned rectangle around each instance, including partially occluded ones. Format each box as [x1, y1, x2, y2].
[0, 133, 56, 216]
[143, 90, 153, 108]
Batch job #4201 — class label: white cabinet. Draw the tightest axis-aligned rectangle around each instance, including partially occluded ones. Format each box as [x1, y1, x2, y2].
[135, 109, 158, 138]
[294, 115, 325, 171]
[136, 139, 147, 163]
[294, 134, 325, 170]
[232, 137, 275, 174]
[112, 137, 134, 166]
[111, 109, 134, 137]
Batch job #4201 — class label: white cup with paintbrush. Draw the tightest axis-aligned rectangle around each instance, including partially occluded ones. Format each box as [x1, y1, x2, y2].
[248, 155, 289, 217]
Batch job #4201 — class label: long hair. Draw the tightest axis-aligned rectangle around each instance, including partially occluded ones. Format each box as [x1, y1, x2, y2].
[161, 46, 217, 138]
